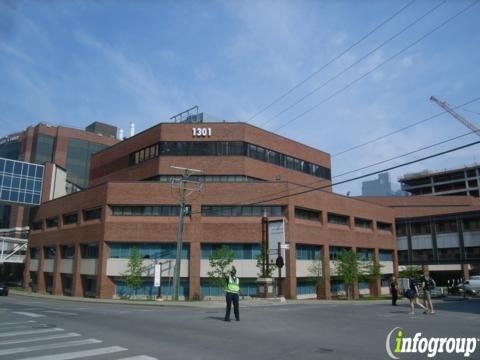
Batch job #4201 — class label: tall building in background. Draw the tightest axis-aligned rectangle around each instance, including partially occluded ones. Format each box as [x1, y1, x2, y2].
[400, 164, 480, 197]
[361, 173, 394, 196]
[0, 122, 118, 229]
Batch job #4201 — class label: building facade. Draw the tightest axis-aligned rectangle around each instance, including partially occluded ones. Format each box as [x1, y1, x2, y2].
[400, 165, 480, 197]
[25, 122, 397, 300]
[361, 196, 480, 283]
[0, 123, 118, 229]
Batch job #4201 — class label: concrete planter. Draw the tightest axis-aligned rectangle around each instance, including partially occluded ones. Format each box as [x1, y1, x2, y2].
[256, 277, 274, 298]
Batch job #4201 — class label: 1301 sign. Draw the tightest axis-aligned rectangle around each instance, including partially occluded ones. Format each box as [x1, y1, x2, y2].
[192, 127, 212, 137]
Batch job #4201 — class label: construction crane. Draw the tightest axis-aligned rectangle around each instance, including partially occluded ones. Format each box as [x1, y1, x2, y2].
[430, 96, 480, 137]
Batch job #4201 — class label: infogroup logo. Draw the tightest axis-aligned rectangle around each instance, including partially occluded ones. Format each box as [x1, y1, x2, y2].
[385, 327, 479, 359]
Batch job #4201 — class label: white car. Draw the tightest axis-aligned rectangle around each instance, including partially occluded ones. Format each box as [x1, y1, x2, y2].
[458, 276, 480, 296]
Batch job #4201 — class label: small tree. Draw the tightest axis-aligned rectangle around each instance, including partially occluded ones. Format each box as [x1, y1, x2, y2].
[307, 255, 323, 299]
[360, 260, 384, 296]
[121, 247, 145, 298]
[207, 245, 234, 294]
[336, 249, 360, 299]
[399, 265, 422, 279]
[256, 249, 276, 278]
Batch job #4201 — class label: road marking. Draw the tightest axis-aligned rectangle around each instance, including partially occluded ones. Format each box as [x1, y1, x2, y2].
[19, 345, 128, 360]
[0, 338, 101, 356]
[45, 310, 78, 316]
[13, 311, 45, 318]
[0, 320, 35, 327]
[116, 356, 158, 360]
[0, 332, 80, 346]
[0, 327, 63, 338]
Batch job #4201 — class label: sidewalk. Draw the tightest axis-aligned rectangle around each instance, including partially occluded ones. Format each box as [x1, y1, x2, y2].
[11, 289, 396, 308]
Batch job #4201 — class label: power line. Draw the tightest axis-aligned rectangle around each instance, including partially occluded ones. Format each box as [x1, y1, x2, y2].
[259, 0, 445, 128]
[234, 129, 478, 205]
[248, 139, 480, 205]
[245, 0, 416, 124]
[272, 0, 480, 133]
[333, 97, 480, 157]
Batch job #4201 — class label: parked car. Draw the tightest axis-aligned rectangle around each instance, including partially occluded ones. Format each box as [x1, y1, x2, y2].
[0, 283, 9, 296]
[455, 276, 480, 296]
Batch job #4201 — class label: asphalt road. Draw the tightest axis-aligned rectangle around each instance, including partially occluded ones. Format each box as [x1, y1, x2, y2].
[0, 294, 479, 360]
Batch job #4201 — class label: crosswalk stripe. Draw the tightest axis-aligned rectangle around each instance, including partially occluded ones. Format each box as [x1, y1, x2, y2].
[13, 311, 45, 318]
[0, 327, 63, 338]
[0, 332, 80, 346]
[116, 356, 158, 360]
[19, 345, 128, 360]
[0, 338, 101, 356]
[45, 310, 78, 316]
[0, 320, 35, 327]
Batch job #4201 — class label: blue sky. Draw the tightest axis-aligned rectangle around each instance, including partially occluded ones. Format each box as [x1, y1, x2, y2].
[1, 0, 479, 195]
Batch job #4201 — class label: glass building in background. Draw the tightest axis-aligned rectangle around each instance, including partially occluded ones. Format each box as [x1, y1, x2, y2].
[0, 158, 44, 206]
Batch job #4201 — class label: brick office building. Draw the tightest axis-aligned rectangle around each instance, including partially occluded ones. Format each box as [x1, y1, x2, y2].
[25, 122, 397, 299]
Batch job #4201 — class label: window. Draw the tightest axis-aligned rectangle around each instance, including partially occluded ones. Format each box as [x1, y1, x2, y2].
[377, 222, 392, 232]
[296, 244, 321, 260]
[46, 217, 59, 228]
[463, 217, 480, 231]
[200, 243, 260, 260]
[0, 158, 44, 206]
[111, 205, 182, 217]
[355, 217, 372, 229]
[356, 248, 373, 261]
[66, 139, 108, 188]
[411, 249, 433, 262]
[436, 219, 457, 233]
[465, 247, 480, 260]
[201, 205, 283, 217]
[396, 223, 407, 237]
[329, 246, 349, 260]
[397, 250, 409, 264]
[61, 245, 75, 259]
[437, 248, 460, 261]
[130, 141, 331, 180]
[379, 250, 393, 262]
[33, 134, 54, 164]
[30, 247, 39, 259]
[63, 213, 78, 225]
[44, 246, 56, 259]
[295, 208, 321, 222]
[410, 222, 431, 235]
[109, 243, 189, 260]
[297, 279, 316, 295]
[83, 208, 101, 221]
[81, 244, 99, 259]
[327, 213, 349, 226]
[144, 175, 263, 183]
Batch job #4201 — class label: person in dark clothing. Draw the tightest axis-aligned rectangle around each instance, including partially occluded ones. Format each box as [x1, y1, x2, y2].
[224, 266, 240, 322]
[390, 276, 398, 306]
[407, 275, 427, 315]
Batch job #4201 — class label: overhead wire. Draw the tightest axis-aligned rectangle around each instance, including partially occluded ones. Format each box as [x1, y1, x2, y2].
[271, 0, 480, 133]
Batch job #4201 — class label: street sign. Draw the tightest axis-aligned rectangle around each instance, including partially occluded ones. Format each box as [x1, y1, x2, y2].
[280, 244, 290, 250]
[154, 264, 161, 287]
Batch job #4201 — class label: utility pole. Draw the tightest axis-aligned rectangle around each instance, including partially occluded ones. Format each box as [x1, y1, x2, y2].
[170, 166, 203, 300]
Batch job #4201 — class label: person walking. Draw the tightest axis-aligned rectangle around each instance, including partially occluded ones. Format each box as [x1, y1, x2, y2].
[406, 275, 427, 315]
[421, 271, 436, 314]
[390, 276, 398, 306]
[224, 266, 240, 322]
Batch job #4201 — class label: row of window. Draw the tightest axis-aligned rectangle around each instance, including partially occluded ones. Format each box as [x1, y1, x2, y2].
[32, 207, 102, 230]
[201, 243, 261, 260]
[109, 243, 189, 259]
[145, 175, 263, 183]
[111, 205, 183, 217]
[201, 205, 283, 217]
[398, 246, 480, 263]
[30, 244, 99, 259]
[396, 217, 480, 236]
[129, 141, 332, 180]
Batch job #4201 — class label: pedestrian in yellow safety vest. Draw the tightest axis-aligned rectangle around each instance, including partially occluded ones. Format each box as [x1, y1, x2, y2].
[224, 266, 240, 322]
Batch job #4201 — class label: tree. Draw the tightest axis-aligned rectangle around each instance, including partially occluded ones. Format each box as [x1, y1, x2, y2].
[399, 265, 422, 279]
[256, 248, 276, 278]
[360, 260, 384, 296]
[336, 249, 360, 299]
[121, 246, 145, 298]
[307, 255, 323, 299]
[207, 245, 234, 293]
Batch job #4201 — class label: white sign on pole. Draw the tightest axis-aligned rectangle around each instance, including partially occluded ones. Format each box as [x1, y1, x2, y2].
[154, 264, 161, 287]
[268, 219, 286, 265]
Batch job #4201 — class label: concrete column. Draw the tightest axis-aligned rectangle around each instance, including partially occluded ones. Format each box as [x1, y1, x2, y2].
[286, 242, 297, 299]
[189, 242, 201, 300]
[23, 248, 32, 292]
[320, 245, 331, 300]
[371, 248, 381, 297]
[37, 246, 46, 293]
[72, 243, 83, 297]
[462, 264, 470, 281]
[52, 244, 62, 295]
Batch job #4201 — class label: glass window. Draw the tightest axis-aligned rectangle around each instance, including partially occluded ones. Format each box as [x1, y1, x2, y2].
[328, 213, 349, 226]
[30, 247, 39, 259]
[379, 250, 393, 261]
[83, 207, 101, 221]
[63, 213, 78, 225]
[296, 244, 321, 260]
[463, 217, 480, 231]
[81, 244, 99, 259]
[377, 222, 392, 232]
[411, 222, 431, 235]
[33, 134, 54, 164]
[356, 248, 373, 261]
[61, 245, 75, 259]
[436, 219, 457, 233]
[201, 205, 284, 217]
[46, 217, 59, 228]
[44, 246, 56, 259]
[355, 217, 372, 229]
[329, 246, 349, 260]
